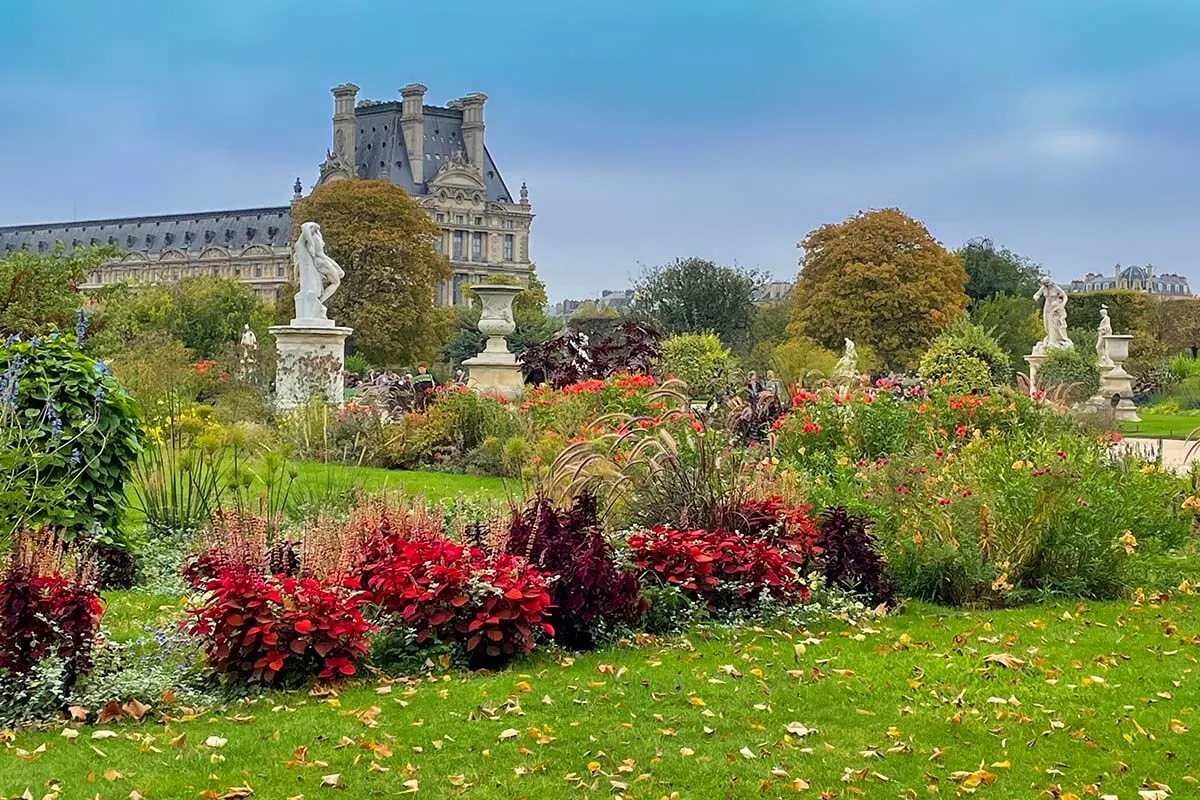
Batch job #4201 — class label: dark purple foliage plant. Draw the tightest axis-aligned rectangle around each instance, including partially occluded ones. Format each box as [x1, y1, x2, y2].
[505, 492, 642, 650]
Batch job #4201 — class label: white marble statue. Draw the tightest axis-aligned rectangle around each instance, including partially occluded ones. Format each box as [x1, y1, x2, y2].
[1096, 304, 1113, 367]
[293, 222, 344, 323]
[239, 323, 258, 377]
[1032, 277, 1072, 353]
[832, 337, 858, 381]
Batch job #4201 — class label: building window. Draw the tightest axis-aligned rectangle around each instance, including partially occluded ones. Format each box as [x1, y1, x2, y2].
[471, 232, 483, 261]
[455, 214, 465, 224]
[452, 230, 464, 260]
[503, 234, 514, 261]
[254, 265, 263, 278]
[436, 213, 445, 223]
[474, 216, 483, 226]
[435, 236, 444, 256]
[453, 273, 466, 305]
[504, 219, 516, 230]
[277, 265, 285, 277]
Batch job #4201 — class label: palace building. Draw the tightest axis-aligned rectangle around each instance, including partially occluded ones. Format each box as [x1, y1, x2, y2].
[1068, 264, 1191, 297]
[0, 82, 535, 307]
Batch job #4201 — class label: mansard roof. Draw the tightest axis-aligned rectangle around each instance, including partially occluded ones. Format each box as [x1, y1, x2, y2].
[351, 102, 514, 203]
[0, 206, 292, 256]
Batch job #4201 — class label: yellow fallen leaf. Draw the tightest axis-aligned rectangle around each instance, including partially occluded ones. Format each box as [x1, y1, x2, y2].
[498, 728, 519, 741]
[688, 697, 706, 707]
[102, 769, 125, 781]
[400, 779, 418, 793]
[983, 653, 1025, 669]
[680, 747, 694, 757]
[587, 760, 602, 774]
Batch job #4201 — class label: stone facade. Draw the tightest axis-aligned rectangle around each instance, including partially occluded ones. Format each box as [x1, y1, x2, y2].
[0, 81, 533, 308]
[0, 207, 293, 302]
[1068, 264, 1191, 297]
[314, 82, 534, 307]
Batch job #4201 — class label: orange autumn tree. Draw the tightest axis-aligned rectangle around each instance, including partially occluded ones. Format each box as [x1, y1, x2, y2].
[293, 180, 452, 367]
[791, 208, 968, 370]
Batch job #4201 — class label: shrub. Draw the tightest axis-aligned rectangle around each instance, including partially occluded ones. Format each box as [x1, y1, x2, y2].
[0, 332, 143, 550]
[861, 432, 1191, 605]
[627, 527, 809, 612]
[815, 507, 895, 607]
[505, 493, 642, 649]
[769, 337, 839, 386]
[1037, 346, 1100, 402]
[521, 318, 660, 388]
[363, 534, 554, 668]
[184, 567, 372, 685]
[0, 530, 103, 696]
[660, 332, 738, 398]
[918, 318, 1011, 390]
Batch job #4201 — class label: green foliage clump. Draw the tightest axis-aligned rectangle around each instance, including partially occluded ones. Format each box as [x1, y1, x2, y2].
[660, 333, 738, 398]
[970, 293, 1039, 373]
[633, 257, 764, 347]
[768, 337, 839, 386]
[1037, 347, 1101, 401]
[958, 237, 1043, 301]
[0, 245, 118, 337]
[918, 318, 1011, 391]
[0, 332, 142, 545]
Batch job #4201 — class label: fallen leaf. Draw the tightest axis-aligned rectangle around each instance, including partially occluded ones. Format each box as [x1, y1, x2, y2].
[498, 728, 519, 741]
[320, 774, 341, 788]
[91, 730, 118, 740]
[204, 736, 228, 748]
[983, 653, 1025, 669]
[785, 722, 817, 738]
[122, 699, 151, 721]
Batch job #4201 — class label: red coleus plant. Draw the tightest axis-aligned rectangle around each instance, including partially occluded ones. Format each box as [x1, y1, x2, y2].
[184, 568, 372, 686]
[732, 496, 822, 558]
[627, 527, 809, 610]
[0, 530, 103, 693]
[363, 535, 553, 667]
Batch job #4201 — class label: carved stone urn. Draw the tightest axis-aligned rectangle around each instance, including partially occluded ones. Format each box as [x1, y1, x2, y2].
[463, 284, 525, 400]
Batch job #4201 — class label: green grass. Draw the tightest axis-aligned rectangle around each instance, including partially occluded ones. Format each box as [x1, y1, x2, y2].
[1119, 412, 1200, 440]
[125, 463, 512, 526]
[5, 594, 1200, 798]
[287, 462, 513, 503]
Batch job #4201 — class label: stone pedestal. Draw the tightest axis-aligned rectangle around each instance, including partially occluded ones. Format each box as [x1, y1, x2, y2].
[269, 321, 352, 410]
[1083, 334, 1139, 422]
[463, 284, 525, 401]
[1024, 353, 1048, 395]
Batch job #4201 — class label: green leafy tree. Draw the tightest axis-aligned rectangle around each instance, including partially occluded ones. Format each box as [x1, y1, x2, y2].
[970, 293, 1040, 374]
[293, 179, 453, 367]
[742, 301, 791, 372]
[0, 244, 117, 336]
[90, 276, 271, 360]
[659, 332, 738, 398]
[633, 258, 765, 347]
[1151, 297, 1200, 358]
[792, 209, 968, 370]
[958, 238, 1043, 302]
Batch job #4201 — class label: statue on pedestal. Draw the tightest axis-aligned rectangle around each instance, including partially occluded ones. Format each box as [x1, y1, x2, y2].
[293, 222, 344, 323]
[832, 338, 858, 383]
[1032, 278, 1072, 353]
[1096, 304, 1113, 367]
[239, 324, 258, 379]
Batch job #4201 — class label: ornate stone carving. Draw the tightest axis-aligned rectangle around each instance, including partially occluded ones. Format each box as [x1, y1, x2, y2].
[292, 222, 344, 325]
[832, 338, 858, 383]
[1032, 278, 1072, 354]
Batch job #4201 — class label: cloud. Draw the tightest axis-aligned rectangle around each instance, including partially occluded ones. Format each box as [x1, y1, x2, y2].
[1028, 129, 1121, 161]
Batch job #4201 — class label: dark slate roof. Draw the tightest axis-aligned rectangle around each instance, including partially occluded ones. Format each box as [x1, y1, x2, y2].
[0, 207, 292, 256]
[352, 102, 514, 203]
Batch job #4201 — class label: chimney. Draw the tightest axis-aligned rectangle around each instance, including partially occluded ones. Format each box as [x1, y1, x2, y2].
[400, 83, 427, 183]
[330, 84, 359, 167]
[459, 92, 487, 171]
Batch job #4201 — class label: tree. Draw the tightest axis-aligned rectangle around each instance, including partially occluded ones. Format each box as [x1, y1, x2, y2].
[958, 237, 1043, 302]
[0, 244, 117, 336]
[970, 293, 1039, 374]
[791, 209, 968, 371]
[633, 258, 764, 347]
[293, 180, 453, 367]
[1151, 298, 1200, 358]
[89, 276, 271, 360]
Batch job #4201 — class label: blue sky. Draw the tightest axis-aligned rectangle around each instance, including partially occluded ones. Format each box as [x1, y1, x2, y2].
[2, 0, 1198, 300]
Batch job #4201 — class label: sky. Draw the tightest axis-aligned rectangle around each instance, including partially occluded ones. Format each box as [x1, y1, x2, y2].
[2, 0, 1198, 301]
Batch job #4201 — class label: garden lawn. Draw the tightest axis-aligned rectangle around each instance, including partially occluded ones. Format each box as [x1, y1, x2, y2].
[1119, 412, 1200, 440]
[287, 462, 512, 503]
[5, 595, 1200, 798]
